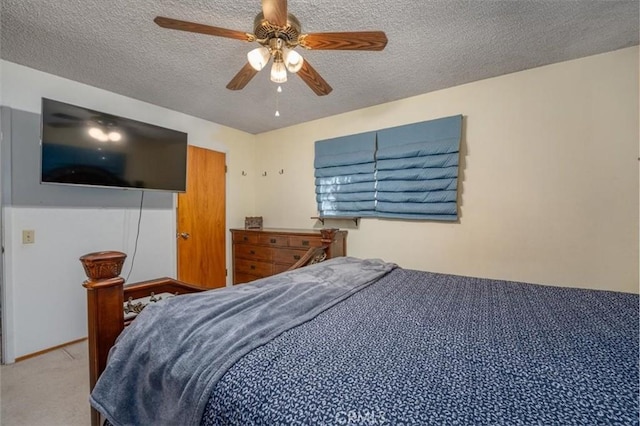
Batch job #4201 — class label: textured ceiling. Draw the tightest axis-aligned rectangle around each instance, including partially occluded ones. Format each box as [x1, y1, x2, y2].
[1, 0, 638, 134]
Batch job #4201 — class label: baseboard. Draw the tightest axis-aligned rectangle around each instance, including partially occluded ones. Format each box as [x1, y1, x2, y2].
[14, 337, 87, 362]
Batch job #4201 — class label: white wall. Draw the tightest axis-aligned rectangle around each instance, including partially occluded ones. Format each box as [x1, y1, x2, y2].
[253, 47, 639, 294]
[1, 61, 257, 361]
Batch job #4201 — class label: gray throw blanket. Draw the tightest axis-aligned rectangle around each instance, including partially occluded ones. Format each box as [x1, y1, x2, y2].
[90, 257, 396, 426]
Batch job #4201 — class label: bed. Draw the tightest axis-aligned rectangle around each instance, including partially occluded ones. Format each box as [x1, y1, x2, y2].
[80, 250, 639, 426]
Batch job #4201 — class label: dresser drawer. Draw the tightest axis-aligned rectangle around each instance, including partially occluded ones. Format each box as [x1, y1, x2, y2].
[235, 244, 272, 261]
[274, 248, 308, 265]
[273, 263, 291, 274]
[288, 235, 322, 249]
[235, 259, 273, 277]
[234, 272, 259, 285]
[233, 232, 258, 244]
[258, 234, 288, 247]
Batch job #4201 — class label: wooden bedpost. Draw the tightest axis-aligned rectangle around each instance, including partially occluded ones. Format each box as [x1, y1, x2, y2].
[77, 241, 341, 425]
[320, 228, 347, 259]
[80, 251, 127, 426]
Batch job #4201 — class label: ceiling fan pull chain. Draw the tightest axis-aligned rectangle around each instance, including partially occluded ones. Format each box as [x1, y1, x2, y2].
[275, 85, 281, 117]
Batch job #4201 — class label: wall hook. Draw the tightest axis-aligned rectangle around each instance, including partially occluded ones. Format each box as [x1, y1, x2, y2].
[279, 169, 284, 175]
[241, 171, 247, 176]
[262, 171, 267, 177]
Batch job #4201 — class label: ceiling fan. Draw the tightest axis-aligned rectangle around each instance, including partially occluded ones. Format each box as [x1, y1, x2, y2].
[154, 0, 388, 96]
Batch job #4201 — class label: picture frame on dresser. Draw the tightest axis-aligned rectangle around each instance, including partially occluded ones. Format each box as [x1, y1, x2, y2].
[244, 216, 263, 229]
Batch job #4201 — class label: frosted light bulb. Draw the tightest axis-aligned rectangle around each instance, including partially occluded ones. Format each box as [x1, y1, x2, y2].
[108, 131, 122, 142]
[247, 47, 270, 71]
[88, 127, 104, 140]
[275, 110, 280, 117]
[270, 60, 287, 83]
[283, 48, 303, 73]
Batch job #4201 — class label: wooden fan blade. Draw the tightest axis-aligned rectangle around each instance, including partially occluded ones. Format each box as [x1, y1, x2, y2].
[297, 60, 332, 96]
[262, 0, 288, 27]
[154, 16, 253, 42]
[226, 63, 259, 90]
[299, 31, 388, 51]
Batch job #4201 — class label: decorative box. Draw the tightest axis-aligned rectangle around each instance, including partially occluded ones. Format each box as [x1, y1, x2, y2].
[244, 216, 263, 229]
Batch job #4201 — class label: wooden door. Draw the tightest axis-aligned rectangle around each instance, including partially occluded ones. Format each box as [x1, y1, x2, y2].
[177, 146, 226, 288]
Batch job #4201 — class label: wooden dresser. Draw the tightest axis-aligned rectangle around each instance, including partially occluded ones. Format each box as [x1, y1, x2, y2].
[230, 228, 347, 284]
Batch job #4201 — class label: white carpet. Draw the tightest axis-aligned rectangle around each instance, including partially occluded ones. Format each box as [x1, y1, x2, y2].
[0, 340, 90, 425]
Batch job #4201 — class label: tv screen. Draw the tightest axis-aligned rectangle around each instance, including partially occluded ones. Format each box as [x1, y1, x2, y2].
[41, 98, 188, 192]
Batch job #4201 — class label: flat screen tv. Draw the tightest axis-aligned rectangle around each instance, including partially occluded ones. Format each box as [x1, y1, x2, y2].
[40, 98, 188, 192]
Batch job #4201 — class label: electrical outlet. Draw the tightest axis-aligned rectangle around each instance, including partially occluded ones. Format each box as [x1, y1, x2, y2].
[22, 230, 35, 244]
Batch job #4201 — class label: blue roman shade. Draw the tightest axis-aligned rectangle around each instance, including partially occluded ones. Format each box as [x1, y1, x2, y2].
[315, 131, 377, 217]
[376, 115, 462, 220]
[314, 115, 463, 221]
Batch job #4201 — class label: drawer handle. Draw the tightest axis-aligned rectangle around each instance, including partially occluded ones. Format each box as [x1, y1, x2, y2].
[270, 238, 276, 243]
[243, 236, 249, 241]
[302, 240, 309, 246]
[250, 250, 255, 255]
[293, 255, 301, 260]
[250, 265, 256, 270]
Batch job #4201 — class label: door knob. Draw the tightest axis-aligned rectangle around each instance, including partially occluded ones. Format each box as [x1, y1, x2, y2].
[177, 232, 190, 240]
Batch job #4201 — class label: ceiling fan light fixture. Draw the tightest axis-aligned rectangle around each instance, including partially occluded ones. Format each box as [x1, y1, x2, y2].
[88, 127, 109, 142]
[283, 47, 303, 73]
[270, 53, 287, 83]
[154, 5, 387, 96]
[89, 126, 122, 142]
[108, 131, 122, 142]
[247, 46, 271, 71]
[88, 127, 103, 139]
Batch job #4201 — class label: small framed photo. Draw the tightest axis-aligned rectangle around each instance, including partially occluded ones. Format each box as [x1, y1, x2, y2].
[245, 216, 263, 229]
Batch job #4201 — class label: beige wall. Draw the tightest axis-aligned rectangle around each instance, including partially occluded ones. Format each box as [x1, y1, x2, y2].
[253, 47, 639, 293]
[1, 47, 637, 360]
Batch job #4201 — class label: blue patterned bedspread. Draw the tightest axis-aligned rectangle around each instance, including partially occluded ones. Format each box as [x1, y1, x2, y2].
[201, 268, 639, 425]
[94, 257, 396, 426]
